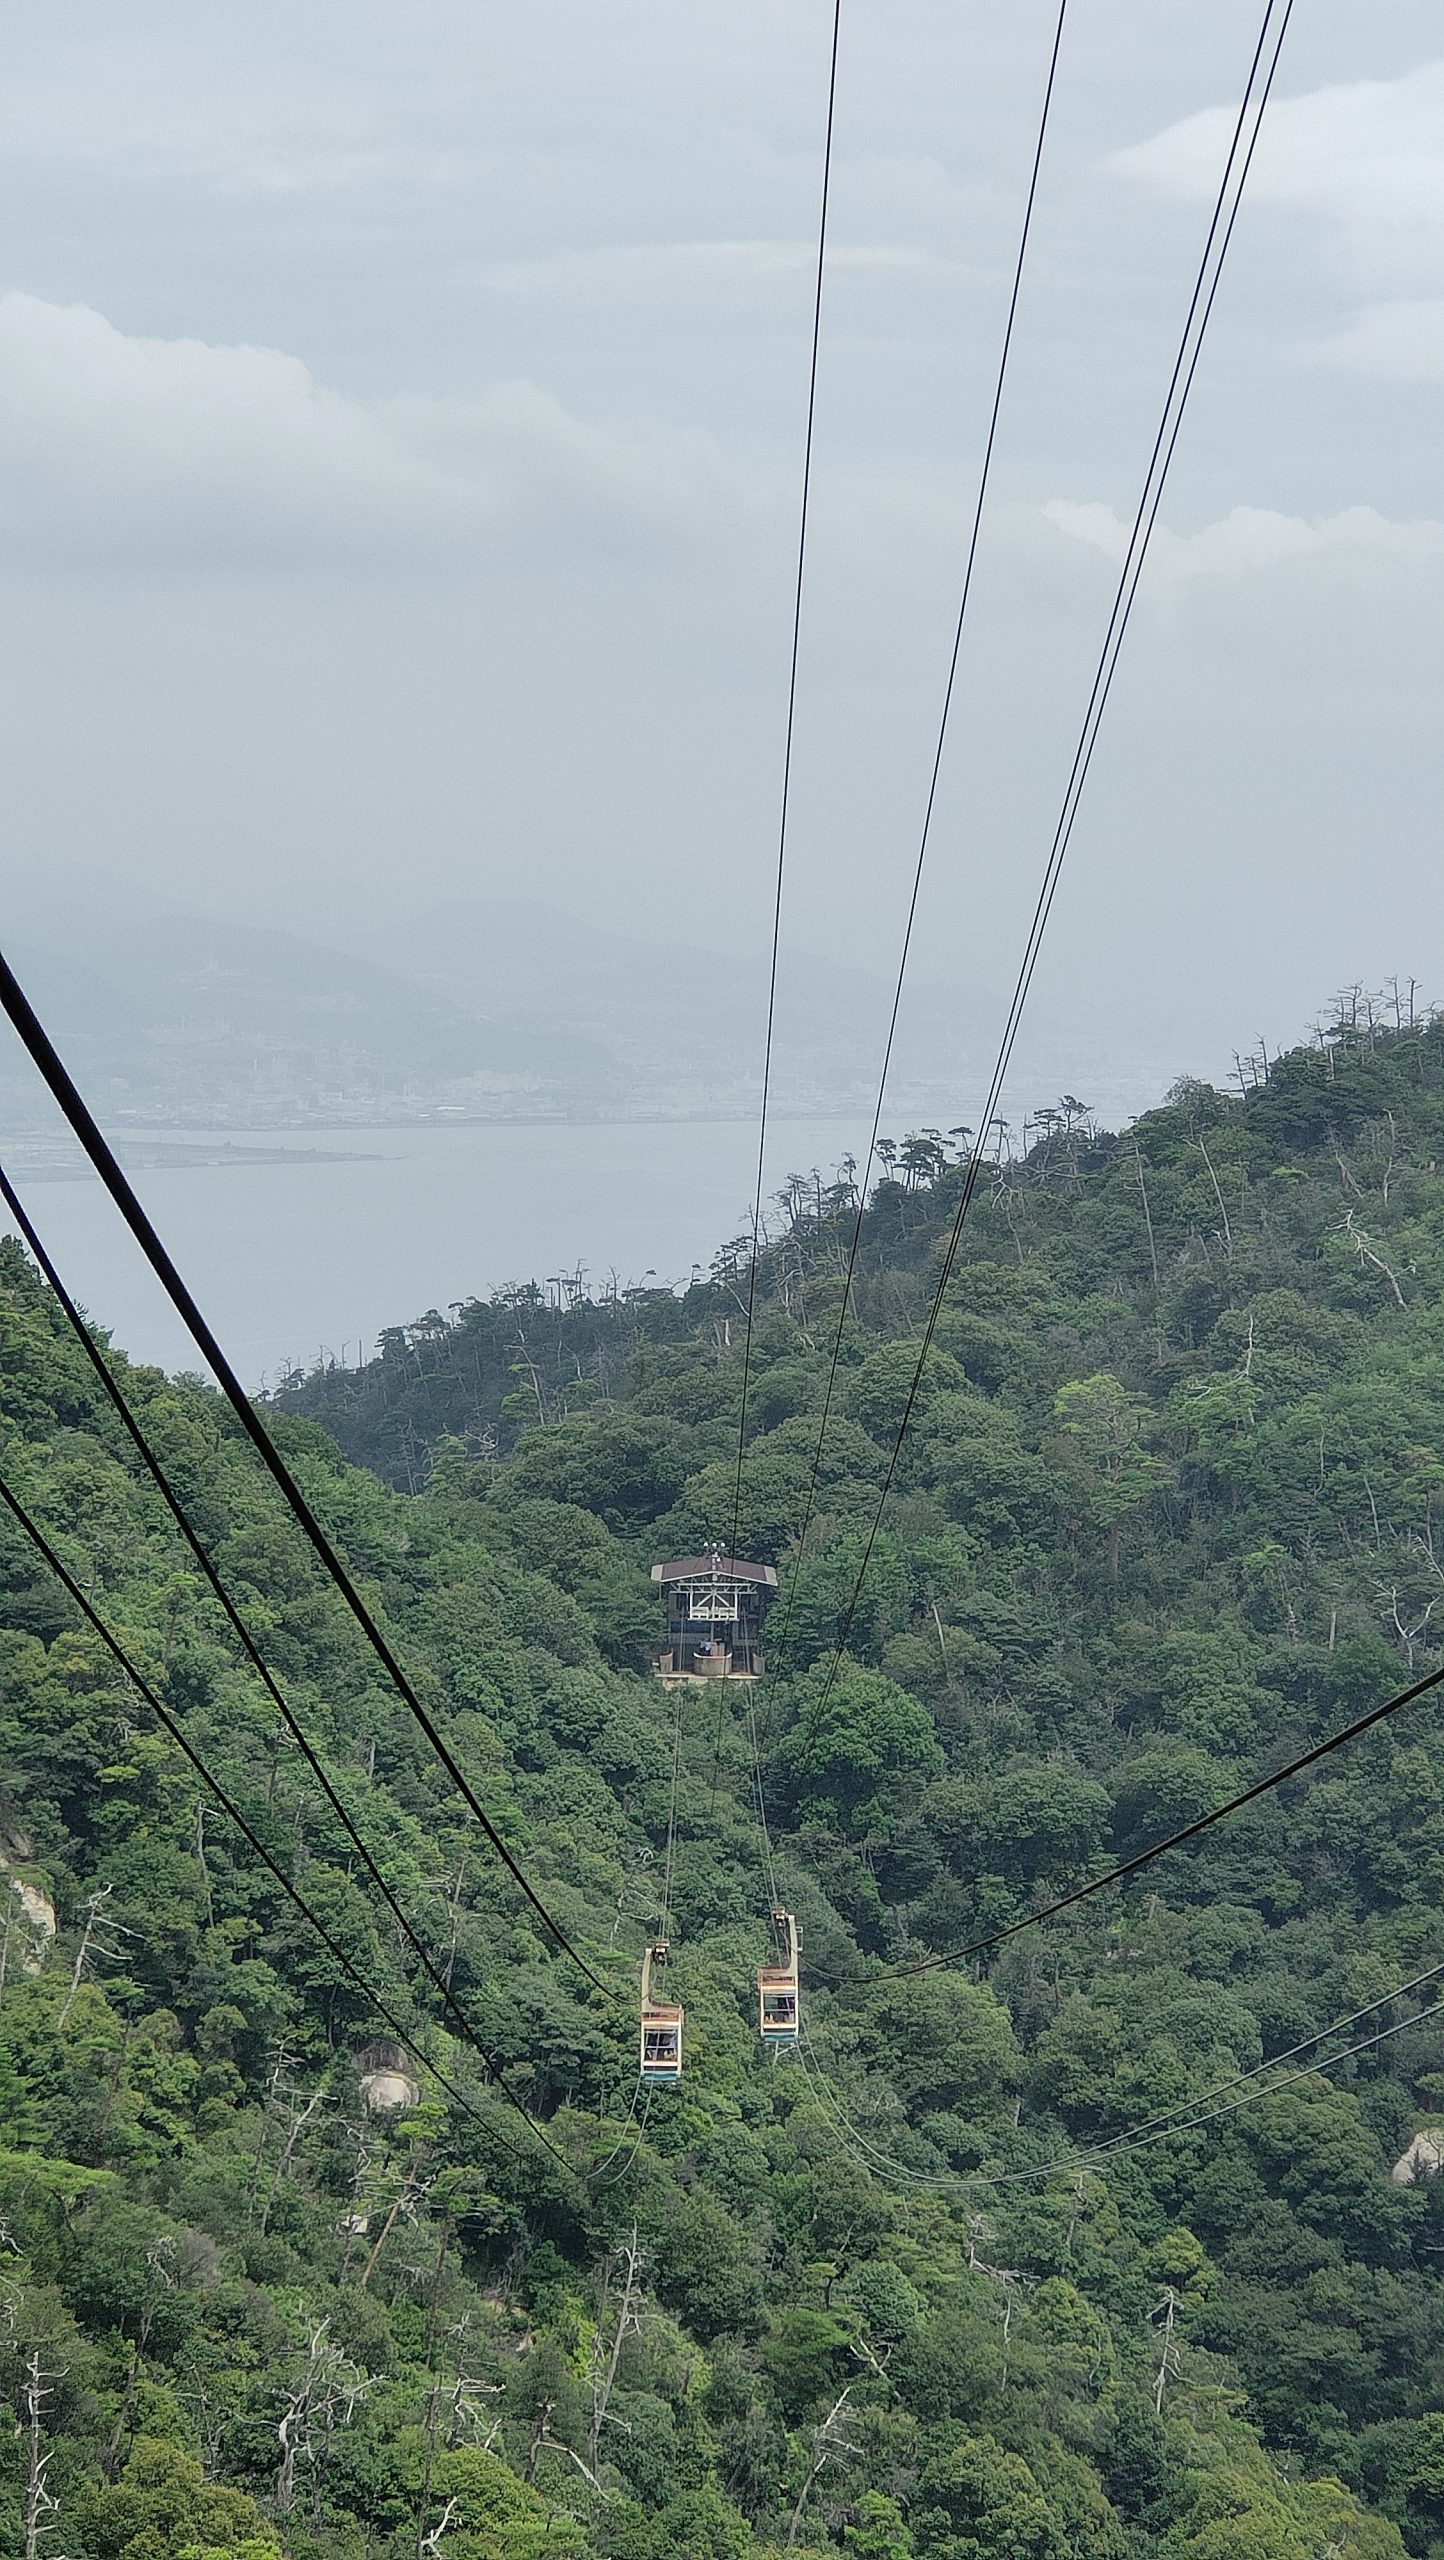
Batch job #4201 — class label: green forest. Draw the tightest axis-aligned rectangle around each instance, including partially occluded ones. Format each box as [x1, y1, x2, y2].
[7, 1006, 1444, 2558]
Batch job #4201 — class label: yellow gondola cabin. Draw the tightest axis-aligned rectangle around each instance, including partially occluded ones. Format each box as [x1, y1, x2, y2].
[757, 1908, 800, 2044]
[640, 1941, 684, 2081]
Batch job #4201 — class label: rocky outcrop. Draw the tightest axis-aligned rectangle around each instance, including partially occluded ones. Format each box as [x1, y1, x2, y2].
[1391, 2129, 1444, 2185]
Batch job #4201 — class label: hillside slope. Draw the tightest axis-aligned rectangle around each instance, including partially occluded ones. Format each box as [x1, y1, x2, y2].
[5, 1014, 1444, 2553]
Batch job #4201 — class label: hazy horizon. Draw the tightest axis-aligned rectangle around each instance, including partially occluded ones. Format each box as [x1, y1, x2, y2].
[1, 0, 1441, 1127]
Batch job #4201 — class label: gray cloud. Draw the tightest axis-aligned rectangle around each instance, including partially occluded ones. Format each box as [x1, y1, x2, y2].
[1111, 56, 1444, 384]
[0, 290, 752, 567]
[1, 0, 1442, 1088]
[1044, 496, 1444, 583]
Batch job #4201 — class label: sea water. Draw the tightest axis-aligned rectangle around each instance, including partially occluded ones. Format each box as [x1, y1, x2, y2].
[0, 1116, 869, 1388]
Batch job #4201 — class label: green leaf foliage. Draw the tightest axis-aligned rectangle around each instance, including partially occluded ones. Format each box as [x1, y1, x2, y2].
[10, 1013, 1444, 2553]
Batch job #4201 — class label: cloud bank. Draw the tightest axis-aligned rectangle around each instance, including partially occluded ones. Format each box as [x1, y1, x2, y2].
[1111, 57, 1444, 382]
[0, 291, 743, 568]
[1043, 498, 1444, 586]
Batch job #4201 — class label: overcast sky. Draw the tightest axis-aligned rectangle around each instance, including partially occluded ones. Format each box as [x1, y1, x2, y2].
[3, 1, 1442, 1081]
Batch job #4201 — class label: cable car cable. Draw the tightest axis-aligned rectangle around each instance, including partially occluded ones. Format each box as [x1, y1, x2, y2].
[799, 1960, 1444, 2201]
[727, 0, 845, 1591]
[1056, 1989, 1444, 2178]
[846, 1646, 1444, 1988]
[773, 0, 1070, 1660]
[659, 1677, 686, 1949]
[0, 948, 612, 1997]
[1041, 1953, 1444, 2176]
[590, 2078, 648, 2185]
[635, 1676, 689, 2088]
[0, 1156, 590, 2093]
[799, 0, 1292, 1726]
[793, 0, 1294, 1739]
[0, 1465, 573, 2169]
[743, 1681, 782, 1916]
[817, 1951, 1444, 2193]
[804, 1994, 1444, 2197]
[594, 2085, 654, 2191]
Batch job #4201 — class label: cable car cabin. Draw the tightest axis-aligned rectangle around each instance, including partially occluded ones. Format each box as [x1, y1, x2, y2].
[640, 1941, 684, 2082]
[651, 1548, 778, 1684]
[757, 1908, 800, 2044]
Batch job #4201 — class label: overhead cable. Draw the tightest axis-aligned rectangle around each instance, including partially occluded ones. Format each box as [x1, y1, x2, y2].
[0, 1156, 559, 2111]
[798, 0, 1295, 1727]
[800, 1957, 1444, 2199]
[853, 1646, 1444, 1985]
[727, 0, 844, 1573]
[590, 2080, 651, 2188]
[1049, 1952, 1444, 2177]
[0, 1465, 571, 2169]
[774, 0, 1070, 1655]
[0, 949, 611, 1996]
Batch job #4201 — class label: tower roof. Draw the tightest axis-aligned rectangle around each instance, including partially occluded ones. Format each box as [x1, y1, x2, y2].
[650, 1556, 778, 1586]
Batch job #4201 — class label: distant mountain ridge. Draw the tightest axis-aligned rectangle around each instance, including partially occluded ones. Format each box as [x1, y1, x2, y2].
[0, 895, 1179, 1128]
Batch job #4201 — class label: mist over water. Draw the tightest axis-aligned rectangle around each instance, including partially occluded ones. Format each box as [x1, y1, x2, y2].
[1, 1117, 872, 1387]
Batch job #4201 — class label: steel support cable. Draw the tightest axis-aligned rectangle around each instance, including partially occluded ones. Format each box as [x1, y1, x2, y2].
[799, 1965, 1444, 2200]
[594, 2086, 654, 2191]
[0, 1466, 572, 2169]
[850, 1648, 1444, 1990]
[743, 1682, 782, 1916]
[795, 2022, 1012, 2199]
[590, 2077, 647, 2186]
[940, 0, 1298, 1248]
[659, 1677, 687, 1948]
[844, 1952, 1444, 2187]
[795, 0, 1294, 1742]
[793, 2030, 926, 2187]
[1047, 1950, 1444, 2171]
[595, 1677, 689, 2178]
[1057, 1989, 1444, 2177]
[798, 2018, 1009, 2195]
[0, 1155, 582, 2107]
[0, 950, 612, 1997]
[772, 0, 1070, 1664]
[727, 0, 845, 1592]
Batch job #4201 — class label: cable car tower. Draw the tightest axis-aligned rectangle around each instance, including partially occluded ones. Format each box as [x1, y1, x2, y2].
[651, 1547, 778, 1683]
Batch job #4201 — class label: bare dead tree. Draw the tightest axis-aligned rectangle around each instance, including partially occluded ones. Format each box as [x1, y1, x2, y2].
[104, 2237, 177, 2477]
[359, 2166, 431, 2292]
[1342, 1210, 1407, 1307]
[23, 2351, 66, 2560]
[1132, 1141, 1160, 1293]
[1194, 1136, 1233, 1262]
[785, 2386, 859, 2549]
[1151, 2289, 1181, 2416]
[259, 2088, 324, 2237]
[589, 2226, 644, 2470]
[419, 2497, 460, 2556]
[275, 2320, 367, 2519]
[1383, 1589, 1438, 1668]
[57, 1885, 129, 2031]
[444, 2371, 503, 2454]
[523, 2398, 554, 2485]
[1378, 1111, 1400, 1204]
[539, 2423, 607, 2497]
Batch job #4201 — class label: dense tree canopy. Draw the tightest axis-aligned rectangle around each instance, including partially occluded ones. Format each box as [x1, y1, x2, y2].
[6, 1009, 1444, 2552]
